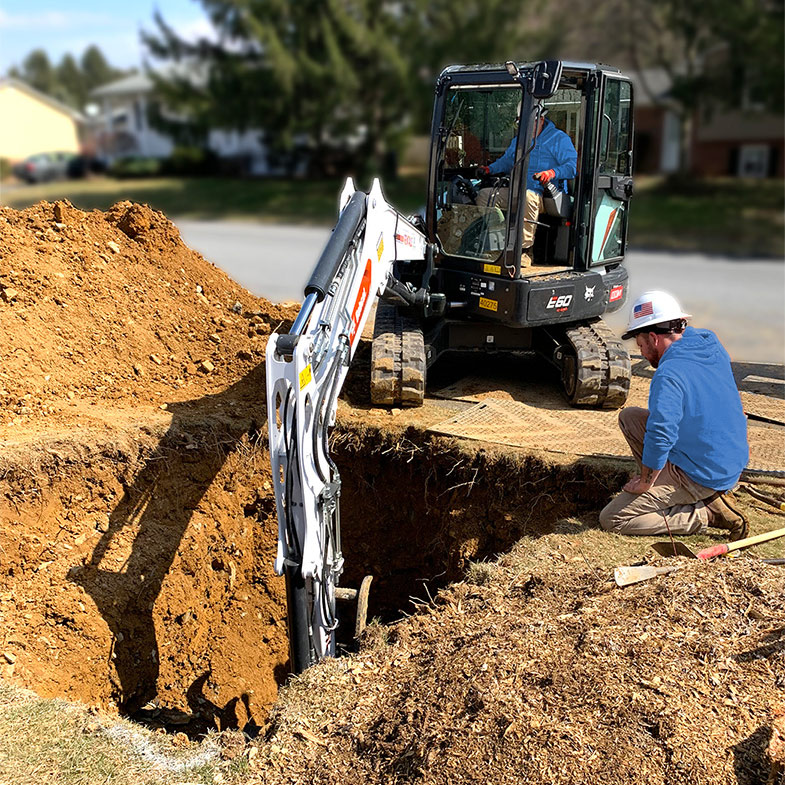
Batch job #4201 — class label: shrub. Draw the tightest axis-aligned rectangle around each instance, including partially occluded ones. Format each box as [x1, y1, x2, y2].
[109, 156, 162, 179]
[163, 146, 219, 176]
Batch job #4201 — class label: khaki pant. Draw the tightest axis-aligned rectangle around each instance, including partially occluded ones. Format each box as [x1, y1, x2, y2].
[599, 407, 716, 536]
[476, 187, 543, 261]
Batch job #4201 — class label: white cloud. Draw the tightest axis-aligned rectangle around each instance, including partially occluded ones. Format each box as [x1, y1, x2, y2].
[0, 9, 115, 30]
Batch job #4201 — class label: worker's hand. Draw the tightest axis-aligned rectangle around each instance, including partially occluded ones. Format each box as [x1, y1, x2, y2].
[475, 165, 490, 178]
[623, 476, 654, 494]
[535, 169, 556, 183]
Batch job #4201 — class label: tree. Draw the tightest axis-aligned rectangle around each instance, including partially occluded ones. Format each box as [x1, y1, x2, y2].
[587, 0, 784, 172]
[81, 45, 121, 91]
[11, 49, 57, 97]
[56, 54, 87, 109]
[142, 0, 534, 176]
[7, 45, 126, 111]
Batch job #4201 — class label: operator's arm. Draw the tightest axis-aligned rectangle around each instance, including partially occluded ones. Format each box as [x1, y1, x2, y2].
[625, 374, 684, 494]
[534, 132, 577, 184]
[488, 137, 517, 176]
[551, 133, 577, 181]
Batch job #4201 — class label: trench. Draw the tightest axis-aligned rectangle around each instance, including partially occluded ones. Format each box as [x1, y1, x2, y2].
[0, 416, 628, 737]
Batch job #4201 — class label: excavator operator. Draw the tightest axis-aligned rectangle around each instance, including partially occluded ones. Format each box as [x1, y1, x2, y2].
[476, 105, 577, 269]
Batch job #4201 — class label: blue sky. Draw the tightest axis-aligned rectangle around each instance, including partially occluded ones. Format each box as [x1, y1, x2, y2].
[0, 0, 213, 74]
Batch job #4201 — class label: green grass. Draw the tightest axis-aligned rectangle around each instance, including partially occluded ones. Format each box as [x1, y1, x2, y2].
[0, 683, 241, 785]
[1, 174, 782, 256]
[0, 175, 427, 226]
[629, 176, 784, 257]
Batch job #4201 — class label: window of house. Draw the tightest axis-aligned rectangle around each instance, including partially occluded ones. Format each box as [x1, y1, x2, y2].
[737, 144, 770, 178]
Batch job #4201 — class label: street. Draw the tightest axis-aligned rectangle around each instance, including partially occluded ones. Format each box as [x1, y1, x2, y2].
[177, 220, 784, 364]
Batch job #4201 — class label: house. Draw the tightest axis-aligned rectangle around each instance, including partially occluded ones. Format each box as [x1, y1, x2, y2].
[90, 68, 277, 174]
[0, 78, 83, 161]
[629, 68, 784, 177]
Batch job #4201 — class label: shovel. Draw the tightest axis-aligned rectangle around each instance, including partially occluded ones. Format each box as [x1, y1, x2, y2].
[614, 564, 681, 587]
[652, 526, 785, 560]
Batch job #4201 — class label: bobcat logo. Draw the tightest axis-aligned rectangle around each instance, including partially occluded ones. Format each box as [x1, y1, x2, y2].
[584, 285, 596, 301]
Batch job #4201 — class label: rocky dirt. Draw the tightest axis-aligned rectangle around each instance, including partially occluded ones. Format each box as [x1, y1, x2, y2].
[0, 200, 297, 730]
[0, 200, 783, 784]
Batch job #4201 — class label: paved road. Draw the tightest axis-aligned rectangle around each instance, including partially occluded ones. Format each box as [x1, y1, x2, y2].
[177, 220, 784, 364]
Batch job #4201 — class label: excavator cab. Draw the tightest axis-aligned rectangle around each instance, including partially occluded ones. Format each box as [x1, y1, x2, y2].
[371, 61, 635, 409]
[428, 61, 634, 276]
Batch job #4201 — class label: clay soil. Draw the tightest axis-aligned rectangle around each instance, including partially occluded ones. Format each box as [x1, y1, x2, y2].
[0, 200, 783, 784]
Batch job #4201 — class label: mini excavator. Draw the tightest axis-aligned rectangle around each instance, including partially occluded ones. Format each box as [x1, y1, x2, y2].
[267, 60, 635, 671]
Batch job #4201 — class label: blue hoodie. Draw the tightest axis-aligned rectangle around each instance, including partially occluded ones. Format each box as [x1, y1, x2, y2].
[642, 327, 749, 490]
[488, 119, 577, 194]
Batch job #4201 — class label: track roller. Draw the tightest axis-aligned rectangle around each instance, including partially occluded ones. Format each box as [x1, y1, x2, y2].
[370, 302, 426, 406]
[561, 318, 631, 408]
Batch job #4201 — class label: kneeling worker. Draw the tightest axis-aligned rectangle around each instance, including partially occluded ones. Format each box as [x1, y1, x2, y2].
[600, 291, 749, 539]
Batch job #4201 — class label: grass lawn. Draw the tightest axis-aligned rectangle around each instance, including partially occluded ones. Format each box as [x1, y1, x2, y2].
[630, 176, 784, 258]
[1, 174, 782, 257]
[0, 175, 427, 226]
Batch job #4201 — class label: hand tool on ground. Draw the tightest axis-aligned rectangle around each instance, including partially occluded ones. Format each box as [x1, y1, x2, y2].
[614, 564, 681, 587]
[739, 483, 785, 511]
[651, 526, 785, 560]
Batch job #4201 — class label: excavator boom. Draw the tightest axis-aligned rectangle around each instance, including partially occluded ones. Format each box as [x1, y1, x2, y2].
[266, 178, 427, 671]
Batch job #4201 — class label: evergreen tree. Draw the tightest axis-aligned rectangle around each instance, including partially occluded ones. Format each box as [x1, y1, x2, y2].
[56, 54, 87, 109]
[8, 45, 125, 111]
[15, 49, 57, 97]
[81, 45, 122, 91]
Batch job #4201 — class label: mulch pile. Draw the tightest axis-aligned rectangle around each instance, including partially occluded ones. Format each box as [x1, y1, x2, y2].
[0, 200, 294, 427]
[257, 558, 784, 785]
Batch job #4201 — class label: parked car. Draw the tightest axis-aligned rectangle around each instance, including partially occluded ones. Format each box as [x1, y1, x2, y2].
[12, 152, 77, 183]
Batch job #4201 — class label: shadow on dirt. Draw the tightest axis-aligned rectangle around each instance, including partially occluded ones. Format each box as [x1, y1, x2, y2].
[69, 364, 275, 734]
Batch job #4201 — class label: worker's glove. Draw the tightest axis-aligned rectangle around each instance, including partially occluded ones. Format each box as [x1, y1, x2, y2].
[474, 165, 490, 178]
[535, 169, 556, 183]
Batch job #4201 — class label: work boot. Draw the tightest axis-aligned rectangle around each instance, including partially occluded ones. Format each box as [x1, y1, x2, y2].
[704, 491, 748, 541]
[520, 247, 533, 270]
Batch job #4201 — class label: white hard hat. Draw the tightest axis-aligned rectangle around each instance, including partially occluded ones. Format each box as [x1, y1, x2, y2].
[621, 290, 691, 340]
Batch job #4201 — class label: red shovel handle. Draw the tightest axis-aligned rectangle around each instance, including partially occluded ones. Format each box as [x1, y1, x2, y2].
[696, 543, 730, 560]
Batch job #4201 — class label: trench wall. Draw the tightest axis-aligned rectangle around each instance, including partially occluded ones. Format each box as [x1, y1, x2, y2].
[0, 419, 627, 730]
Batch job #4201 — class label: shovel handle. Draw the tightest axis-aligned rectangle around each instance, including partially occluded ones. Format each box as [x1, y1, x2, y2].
[696, 526, 785, 560]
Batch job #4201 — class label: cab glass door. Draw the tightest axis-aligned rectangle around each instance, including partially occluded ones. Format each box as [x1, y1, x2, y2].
[589, 78, 633, 265]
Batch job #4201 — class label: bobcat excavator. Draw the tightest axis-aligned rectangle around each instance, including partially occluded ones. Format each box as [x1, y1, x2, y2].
[267, 60, 635, 671]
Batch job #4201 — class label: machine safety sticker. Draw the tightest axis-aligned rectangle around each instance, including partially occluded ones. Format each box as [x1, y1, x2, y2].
[483, 263, 501, 276]
[479, 297, 498, 312]
[299, 364, 313, 390]
[376, 234, 384, 262]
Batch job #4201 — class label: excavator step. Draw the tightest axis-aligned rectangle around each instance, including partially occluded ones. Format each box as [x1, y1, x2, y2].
[370, 302, 426, 406]
[562, 319, 631, 408]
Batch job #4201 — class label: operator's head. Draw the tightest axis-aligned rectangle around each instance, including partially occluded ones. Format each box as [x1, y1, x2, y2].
[534, 106, 549, 135]
[621, 291, 691, 368]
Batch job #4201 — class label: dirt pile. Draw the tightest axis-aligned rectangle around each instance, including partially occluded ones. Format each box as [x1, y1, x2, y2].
[0, 200, 299, 730]
[0, 199, 293, 427]
[259, 557, 784, 785]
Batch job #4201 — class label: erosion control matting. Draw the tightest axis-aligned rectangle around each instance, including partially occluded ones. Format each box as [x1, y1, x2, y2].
[429, 356, 785, 475]
[429, 398, 785, 475]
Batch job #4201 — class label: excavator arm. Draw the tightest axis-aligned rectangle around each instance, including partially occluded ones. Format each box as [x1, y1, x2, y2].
[266, 178, 428, 672]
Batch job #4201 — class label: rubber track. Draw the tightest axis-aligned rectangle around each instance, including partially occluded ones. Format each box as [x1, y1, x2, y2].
[564, 318, 631, 408]
[370, 303, 425, 406]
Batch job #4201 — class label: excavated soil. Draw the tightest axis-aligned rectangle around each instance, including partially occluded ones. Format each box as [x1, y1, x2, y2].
[1, 200, 783, 784]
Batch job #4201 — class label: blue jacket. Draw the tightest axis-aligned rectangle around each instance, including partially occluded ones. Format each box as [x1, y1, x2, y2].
[642, 327, 749, 490]
[488, 119, 577, 194]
